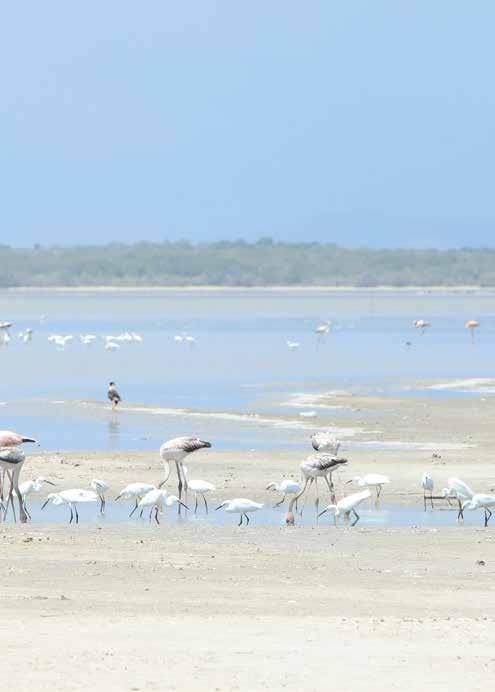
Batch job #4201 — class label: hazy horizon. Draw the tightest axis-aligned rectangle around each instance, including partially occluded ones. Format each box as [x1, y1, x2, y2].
[2, 2, 494, 249]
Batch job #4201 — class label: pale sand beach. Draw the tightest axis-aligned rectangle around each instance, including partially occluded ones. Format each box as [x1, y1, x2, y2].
[1, 393, 495, 690]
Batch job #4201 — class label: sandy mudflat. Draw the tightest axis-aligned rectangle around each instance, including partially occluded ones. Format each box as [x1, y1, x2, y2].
[3, 394, 495, 691]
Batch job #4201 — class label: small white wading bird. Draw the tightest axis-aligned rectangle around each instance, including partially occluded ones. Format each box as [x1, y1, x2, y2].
[138, 489, 188, 524]
[318, 490, 372, 527]
[286, 340, 300, 351]
[42, 489, 98, 524]
[115, 483, 156, 517]
[413, 319, 431, 334]
[108, 382, 121, 410]
[462, 494, 495, 527]
[421, 472, 434, 510]
[183, 465, 215, 513]
[285, 455, 348, 525]
[311, 432, 341, 455]
[346, 474, 390, 500]
[90, 478, 109, 512]
[266, 479, 301, 508]
[215, 498, 263, 526]
[159, 437, 212, 512]
[18, 476, 55, 519]
[441, 477, 476, 521]
[315, 320, 332, 339]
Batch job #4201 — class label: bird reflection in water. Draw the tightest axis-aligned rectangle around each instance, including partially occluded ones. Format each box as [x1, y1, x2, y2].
[107, 416, 121, 448]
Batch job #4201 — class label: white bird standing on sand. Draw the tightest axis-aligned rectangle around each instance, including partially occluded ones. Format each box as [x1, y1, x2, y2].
[346, 474, 390, 499]
[115, 482, 156, 517]
[159, 437, 212, 512]
[318, 490, 371, 527]
[215, 498, 263, 526]
[90, 478, 109, 513]
[266, 480, 301, 508]
[18, 476, 55, 519]
[413, 319, 431, 335]
[182, 465, 215, 513]
[138, 489, 188, 524]
[41, 489, 98, 524]
[421, 472, 434, 510]
[105, 341, 120, 352]
[286, 455, 348, 525]
[0, 322, 12, 346]
[311, 432, 341, 455]
[462, 494, 495, 527]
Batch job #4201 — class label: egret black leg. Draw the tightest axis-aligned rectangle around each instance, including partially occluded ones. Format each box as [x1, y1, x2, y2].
[238, 514, 243, 526]
[351, 509, 360, 527]
[457, 500, 464, 521]
[129, 500, 139, 517]
[69, 507, 74, 524]
[245, 513, 250, 525]
[194, 496, 198, 514]
[274, 494, 286, 508]
[203, 495, 208, 514]
[154, 506, 160, 525]
[176, 461, 183, 515]
[75, 506, 79, 524]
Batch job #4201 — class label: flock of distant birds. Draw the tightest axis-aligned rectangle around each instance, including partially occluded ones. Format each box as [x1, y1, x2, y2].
[0, 315, 482, 354]
[0, 426, 492, 528]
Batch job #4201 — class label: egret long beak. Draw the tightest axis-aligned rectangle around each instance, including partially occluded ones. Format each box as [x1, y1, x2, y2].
[179, 501, 189, 511]
[215, 505, 223, 511]
[45, 481, 56, 486]
[41, 499, 50, 511]
[114, 494, 122, 501]
[317, 509, 329, 518]
[345, 480, 353, 484]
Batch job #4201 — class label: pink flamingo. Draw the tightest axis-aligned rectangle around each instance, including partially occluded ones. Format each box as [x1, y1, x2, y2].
[0, 431, 38, 522]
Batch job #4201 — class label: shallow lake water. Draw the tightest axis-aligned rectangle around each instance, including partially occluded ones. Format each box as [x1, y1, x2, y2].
[1, 288, 494, 451]
[8, 500, 487, 529]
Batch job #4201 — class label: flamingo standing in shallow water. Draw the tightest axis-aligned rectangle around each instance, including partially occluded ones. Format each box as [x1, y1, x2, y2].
[159, 437, 212, 513]
[286, 455, 348, 524]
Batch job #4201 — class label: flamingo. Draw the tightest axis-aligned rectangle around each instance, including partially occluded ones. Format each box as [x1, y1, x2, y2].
[115, 482, 156, 517]
[318, 490, 372, 526]
[182, 465, 215, 513]
[310, 433, 341, 455]
[465, 320, 479, 342]
[413, 319, 431, 335]
[286, 455, 348, 525]
[159, 437, 212, 512]
[0, 431, 38, 447]
[108, 382, 121, 409]
[41, 489, 98, 524]
[0, 447, 27, 522]
[215, 499, 263, 526]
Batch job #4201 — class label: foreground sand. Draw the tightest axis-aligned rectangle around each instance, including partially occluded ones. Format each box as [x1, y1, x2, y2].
[3, 394, 495, 691]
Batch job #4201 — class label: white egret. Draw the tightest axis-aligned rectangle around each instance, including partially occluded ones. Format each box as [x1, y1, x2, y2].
[413, 319, 431, 334]
[421, 472, 434, 510]
[41, 489, 98, 524]
[265, 479, 301, 508]
[138, 489, 188, 524]
[286, 340, 300, 351]
[215, 498, 263, 526]
[462, 494, 495, 527]
[115, 482, 156, 517]
[318, 490, 372, 526]
[346, 474, 390, 499]
[182, 465, 215, 513]
[18, 476, 55, 519]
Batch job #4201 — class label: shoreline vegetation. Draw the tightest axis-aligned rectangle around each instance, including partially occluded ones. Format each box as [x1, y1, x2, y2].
[2, 241, 495, 287]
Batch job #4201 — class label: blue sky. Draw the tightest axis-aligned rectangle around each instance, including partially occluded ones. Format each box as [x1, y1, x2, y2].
[1, 2, 494, 248]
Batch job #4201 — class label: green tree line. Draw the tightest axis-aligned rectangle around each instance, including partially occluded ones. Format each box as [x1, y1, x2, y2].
[1, 241, 495, 287]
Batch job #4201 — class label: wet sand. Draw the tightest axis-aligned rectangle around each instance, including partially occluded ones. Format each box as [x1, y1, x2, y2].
[3, 393, 495, 690]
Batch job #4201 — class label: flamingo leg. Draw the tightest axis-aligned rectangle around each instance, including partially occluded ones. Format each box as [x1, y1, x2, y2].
[176, 461, 184, 515]
[324, 474, 335, 504]
[314, 478, 320, 519]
